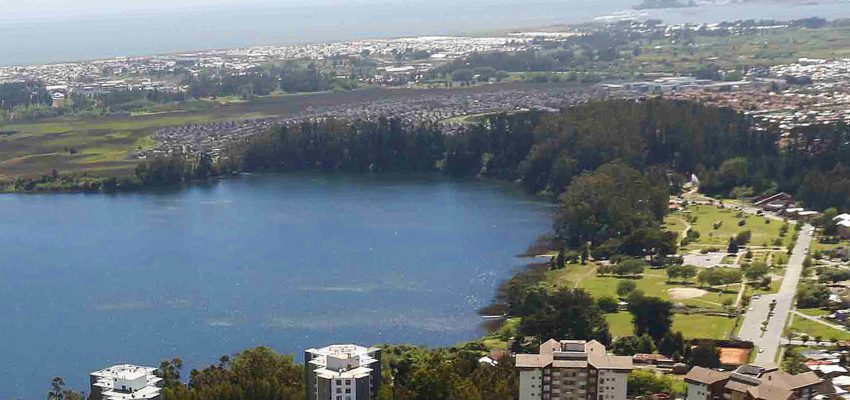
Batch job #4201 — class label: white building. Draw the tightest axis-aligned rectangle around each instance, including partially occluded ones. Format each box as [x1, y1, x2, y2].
[89, 364, 162, 400]
[516, 339, 633, 400]
[305, 344, 381, 400]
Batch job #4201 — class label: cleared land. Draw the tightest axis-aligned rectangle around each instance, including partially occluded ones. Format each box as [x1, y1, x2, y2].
[635, 26, 850, 74]
[0, 82, 565, 179]
[605, 311, 736, 339]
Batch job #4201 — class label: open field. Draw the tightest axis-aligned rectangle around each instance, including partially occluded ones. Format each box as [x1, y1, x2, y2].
[547, 263, 738, 310]
[669, 204, 794, 253]
[605, 311, 736, 339]
[635, 26, 850, 74]
[0, 82, 568, 179]
[788, 314, 850, 341]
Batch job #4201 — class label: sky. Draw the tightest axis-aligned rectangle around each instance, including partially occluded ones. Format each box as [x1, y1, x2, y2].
[0, 0, 391, 20]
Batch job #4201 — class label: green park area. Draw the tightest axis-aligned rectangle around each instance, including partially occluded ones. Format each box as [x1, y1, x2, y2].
[605, 311, 737, 340]
[546, 263, 739, 339]
[666, 204, 795, 253]
[788, 309, 850, 341]
[547, 263, 739, 310]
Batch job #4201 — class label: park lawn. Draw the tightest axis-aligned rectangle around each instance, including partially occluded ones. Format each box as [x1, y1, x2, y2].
[663, 216, 688, 240]
[605, 312, 735, 339]
[798, 308, 830, 317]
[789, 315, 850, 341]
[606, 312, 634, 338]
[549, 264, 737, 310]
[811, 237, 850, 253]
[668, 205, 792, 252]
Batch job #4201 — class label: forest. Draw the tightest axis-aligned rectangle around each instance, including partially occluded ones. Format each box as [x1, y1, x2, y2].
[22, 98, 850, 252]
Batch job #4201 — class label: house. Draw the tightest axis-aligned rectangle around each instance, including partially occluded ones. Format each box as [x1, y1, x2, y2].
[685, 365, 823, 400]
[516, 339, 633, 400]
[89, 364, 162, 400]
[834, 214, 850, 239]
[685, 366, 730, 400]
[755, 193, 794, 209]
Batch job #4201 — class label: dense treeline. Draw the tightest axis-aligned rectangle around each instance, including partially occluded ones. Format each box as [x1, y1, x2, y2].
[185, 62, 357, 99]
[28, 98, 850, 235]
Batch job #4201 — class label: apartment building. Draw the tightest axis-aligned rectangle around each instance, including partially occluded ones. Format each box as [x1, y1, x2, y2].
[89, 364, 162, 400]
[305, 344, 381, 400]
[685, 365, 823, 400]
[516, 339, 633, 400]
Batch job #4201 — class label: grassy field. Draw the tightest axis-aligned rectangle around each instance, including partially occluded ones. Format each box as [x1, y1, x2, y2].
[669, 204, 793, 253]
[788, 314, 850, 341]
[0, 82, 571, 179]
[547, 263, 738, 310]
[635, 26, 850, 74]
[605, 311, 736, 339]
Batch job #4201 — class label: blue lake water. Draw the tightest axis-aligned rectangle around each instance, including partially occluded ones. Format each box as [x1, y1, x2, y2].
[0, 173, 553, 398]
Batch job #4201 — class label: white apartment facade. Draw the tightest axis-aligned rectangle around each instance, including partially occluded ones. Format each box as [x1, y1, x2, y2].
[516, 339, 633, 400]
[89, 364, 162, 400]
[305, 344, 382, 400]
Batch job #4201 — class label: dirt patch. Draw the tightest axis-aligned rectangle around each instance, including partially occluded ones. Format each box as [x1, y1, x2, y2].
[667, 287, 708, 299]
[718, 347, 750, 366]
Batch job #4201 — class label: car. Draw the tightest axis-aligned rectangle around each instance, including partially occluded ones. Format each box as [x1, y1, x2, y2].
[749, 307, 754, 311]
[753, 295, 761, 299]
[759, 348, 764, 353]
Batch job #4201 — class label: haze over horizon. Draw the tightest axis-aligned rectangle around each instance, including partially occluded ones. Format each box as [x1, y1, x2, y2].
[0, 0, 848, 66]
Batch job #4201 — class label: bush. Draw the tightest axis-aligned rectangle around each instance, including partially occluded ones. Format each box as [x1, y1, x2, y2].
[597, 296, 620, 313]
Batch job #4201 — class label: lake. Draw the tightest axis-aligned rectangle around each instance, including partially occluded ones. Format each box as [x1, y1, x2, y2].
[0, 173, 553, 399]
[1, 0, 849, 66]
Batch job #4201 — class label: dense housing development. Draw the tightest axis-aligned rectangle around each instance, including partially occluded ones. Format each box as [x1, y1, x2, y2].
[685, 365, 823, 400]
[305, 344, 382, 400]
[516, 339, 633, 400]
[89, 364, 162, 400]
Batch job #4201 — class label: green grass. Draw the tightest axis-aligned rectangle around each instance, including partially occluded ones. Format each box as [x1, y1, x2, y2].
[606, 312, 635, 338]
[605, 311, 735, 339]
[547, 264, 738, 310]
[669, 204, 793, 253]
[789, 313, 850, 341]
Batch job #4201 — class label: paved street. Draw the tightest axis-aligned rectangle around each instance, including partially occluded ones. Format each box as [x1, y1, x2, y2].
[738, 224, 814, 366]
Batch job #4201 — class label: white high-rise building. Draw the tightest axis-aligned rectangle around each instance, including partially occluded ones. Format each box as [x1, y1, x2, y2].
[305, 344, 382, 400]
[89, 364, 162, 400]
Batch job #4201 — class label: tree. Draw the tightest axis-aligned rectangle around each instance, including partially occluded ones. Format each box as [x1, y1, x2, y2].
[627, 369, 686, 397]
[616, 259, 646, 276]
[612, 335, 657, 355]
[727, 237, 740, 254]
[597, 296, 620, 313]
[47, 377, 84, 400]
[451, 69, 475, 82]
[627, 294, 673, 341]
[667, 264, 697, 282]
[743, 262, 770, 281]
[688, 342, 720, 368]
[518, 288, 612, 345]
[617, 280, 638, 298]
[797, 284, 830, 308]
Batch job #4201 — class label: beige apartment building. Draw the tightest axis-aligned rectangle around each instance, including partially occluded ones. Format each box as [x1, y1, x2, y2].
[516, 339, 633, 400]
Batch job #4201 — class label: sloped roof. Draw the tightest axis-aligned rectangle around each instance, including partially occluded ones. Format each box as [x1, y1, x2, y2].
[685, 366, 731, 385]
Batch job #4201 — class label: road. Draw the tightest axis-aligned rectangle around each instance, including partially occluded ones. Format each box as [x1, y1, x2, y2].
[738, 224, 814, 366]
